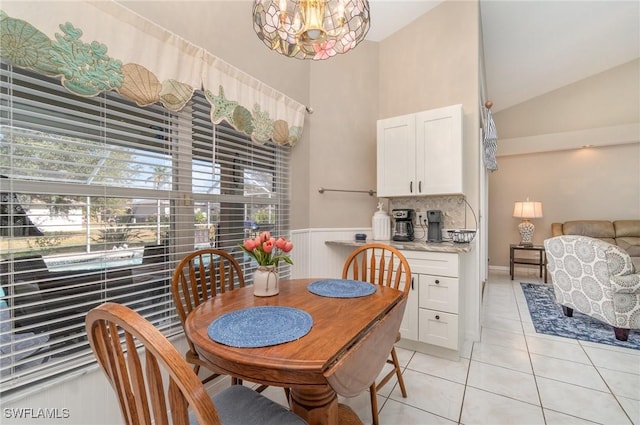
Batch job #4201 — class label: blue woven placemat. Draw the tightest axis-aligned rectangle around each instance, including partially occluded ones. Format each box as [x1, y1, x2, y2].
[207, 306, 313, 348]
[307, 279, 376, 298]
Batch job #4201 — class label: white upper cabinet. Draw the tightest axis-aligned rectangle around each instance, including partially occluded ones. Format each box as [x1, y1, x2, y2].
[377, 104, 463, 197]
[376, 113, 416, 197]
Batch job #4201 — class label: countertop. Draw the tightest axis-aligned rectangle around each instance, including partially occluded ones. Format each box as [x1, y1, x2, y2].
[325, 239, 472, 253]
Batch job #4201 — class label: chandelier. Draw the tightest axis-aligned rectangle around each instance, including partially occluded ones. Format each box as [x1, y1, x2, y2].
[253, 0, 371, 61]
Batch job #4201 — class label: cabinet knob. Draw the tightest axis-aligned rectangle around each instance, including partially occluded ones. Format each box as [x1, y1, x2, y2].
[435, 279, 440, 284]
[435, 315, 440, 320]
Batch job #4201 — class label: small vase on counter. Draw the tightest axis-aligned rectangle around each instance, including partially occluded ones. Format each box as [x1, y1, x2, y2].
[253, 265, 279, 297]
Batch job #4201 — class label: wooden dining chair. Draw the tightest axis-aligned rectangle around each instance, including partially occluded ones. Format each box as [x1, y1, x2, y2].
[85, 302, 307, 425]
[342, 242, 411, 425]
[171, 249, 246, 385]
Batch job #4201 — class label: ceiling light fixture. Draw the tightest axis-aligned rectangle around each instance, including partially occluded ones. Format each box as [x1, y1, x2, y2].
[252, 0, 370, 61]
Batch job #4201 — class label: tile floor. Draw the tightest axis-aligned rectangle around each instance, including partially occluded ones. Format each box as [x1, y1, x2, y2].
[256, 270, 640, 424]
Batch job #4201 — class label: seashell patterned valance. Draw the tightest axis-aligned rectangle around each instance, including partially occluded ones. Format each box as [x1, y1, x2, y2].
[0, 2, 306, 147]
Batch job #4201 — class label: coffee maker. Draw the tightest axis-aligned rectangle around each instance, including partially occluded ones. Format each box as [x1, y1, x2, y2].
[427, 210, 443, 242]
[392, 209, 414, 241]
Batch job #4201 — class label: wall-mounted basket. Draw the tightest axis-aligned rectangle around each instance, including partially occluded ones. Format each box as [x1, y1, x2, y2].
[448, 197, 478, 243]
[448, 229, 476, 243]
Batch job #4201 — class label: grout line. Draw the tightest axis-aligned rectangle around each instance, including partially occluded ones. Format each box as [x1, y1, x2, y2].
[543, 407, 604, 424]
[509, 274, 637, 424]
[579, 340, 636, 425]
[512, 274, 548, 424]
[456, 339, 475, 424]
[376, 273, 638, 425]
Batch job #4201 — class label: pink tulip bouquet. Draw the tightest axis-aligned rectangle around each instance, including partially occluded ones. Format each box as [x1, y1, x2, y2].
[240, 231, 294, 267]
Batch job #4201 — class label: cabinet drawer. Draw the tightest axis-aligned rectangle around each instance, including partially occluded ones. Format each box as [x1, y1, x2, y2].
[418, 309, 459, 350]
[418, 275, 458, 313]
[402, 250, 458, 277]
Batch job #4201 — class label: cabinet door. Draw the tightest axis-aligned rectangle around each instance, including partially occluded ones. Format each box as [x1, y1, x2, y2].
[415, 104, 463, 195]
[418, 309, 459, 350]
[376, 114, 416, 197]
[399, 275, 418, 341]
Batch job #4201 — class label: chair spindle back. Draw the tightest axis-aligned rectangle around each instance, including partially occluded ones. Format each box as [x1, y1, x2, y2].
[342, 243, 411, 294]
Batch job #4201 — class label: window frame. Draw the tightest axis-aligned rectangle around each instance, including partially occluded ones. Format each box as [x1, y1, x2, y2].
[0, 61, 292, 396]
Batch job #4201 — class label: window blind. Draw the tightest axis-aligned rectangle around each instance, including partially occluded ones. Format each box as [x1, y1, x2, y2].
[191, 93, 291, 280]
[0, 61, 291, 395]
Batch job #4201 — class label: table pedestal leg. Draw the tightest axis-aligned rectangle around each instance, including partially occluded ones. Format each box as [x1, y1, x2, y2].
[289, 385, 339, 425]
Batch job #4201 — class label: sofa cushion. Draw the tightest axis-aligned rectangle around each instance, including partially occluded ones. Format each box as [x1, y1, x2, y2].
[613, 221, 640, 260]
[551, 220, 640, 271]
[617, 237, 640, 257]
[562, 220, 616, 242]
[614, 220, 640, 237]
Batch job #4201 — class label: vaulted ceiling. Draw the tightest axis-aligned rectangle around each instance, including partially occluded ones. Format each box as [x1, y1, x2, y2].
[368, 1, 640, 112]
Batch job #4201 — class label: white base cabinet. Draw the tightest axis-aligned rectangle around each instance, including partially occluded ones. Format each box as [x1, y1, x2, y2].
[400, 250, 461, 351]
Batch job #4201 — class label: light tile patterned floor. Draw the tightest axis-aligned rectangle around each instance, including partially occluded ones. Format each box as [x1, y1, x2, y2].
[254, 270, 640, 424]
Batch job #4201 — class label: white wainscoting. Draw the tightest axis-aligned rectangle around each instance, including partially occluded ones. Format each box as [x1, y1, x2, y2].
[2, 228, 367, 423]
[1, 335, 192, 425]
[290, 228, 371, 279]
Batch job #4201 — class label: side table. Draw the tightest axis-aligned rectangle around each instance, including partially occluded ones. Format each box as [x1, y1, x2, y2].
[510, 244, 547, 283]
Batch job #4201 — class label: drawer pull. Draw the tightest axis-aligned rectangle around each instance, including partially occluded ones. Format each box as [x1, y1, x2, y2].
[435, 315, 440, 320]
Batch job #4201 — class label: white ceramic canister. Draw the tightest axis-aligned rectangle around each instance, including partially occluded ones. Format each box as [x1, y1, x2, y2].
[372, 202, 391, 240]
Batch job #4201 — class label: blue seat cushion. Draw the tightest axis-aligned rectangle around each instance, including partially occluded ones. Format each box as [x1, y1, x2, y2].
[191, 385, 307, 425]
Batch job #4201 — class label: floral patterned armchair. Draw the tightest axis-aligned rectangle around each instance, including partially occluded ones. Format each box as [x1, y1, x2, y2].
[544, 235, 640, 341]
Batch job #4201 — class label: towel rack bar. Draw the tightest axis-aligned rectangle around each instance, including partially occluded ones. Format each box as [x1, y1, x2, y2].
[318, 187, 376, 196]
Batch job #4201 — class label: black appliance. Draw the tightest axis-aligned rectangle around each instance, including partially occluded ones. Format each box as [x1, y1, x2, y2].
[392, 209, 414, 241]
[427, 210, 443, 242]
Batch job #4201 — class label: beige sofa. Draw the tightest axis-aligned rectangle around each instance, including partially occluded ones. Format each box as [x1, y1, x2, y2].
[551, 220, 640, 270]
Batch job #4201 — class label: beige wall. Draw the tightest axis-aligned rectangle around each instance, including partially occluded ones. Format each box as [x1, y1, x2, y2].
[378, 1, 479, 121]
[306, 42, 380, 228]
[489, 60, 640, 268]
[489, 144, 640, 268]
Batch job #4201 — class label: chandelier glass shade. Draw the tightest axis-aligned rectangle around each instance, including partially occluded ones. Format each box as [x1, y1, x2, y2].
[253, 0, 371, 61]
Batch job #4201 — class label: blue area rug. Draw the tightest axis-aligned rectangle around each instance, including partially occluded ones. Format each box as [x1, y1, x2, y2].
[521, 282, 639, 350]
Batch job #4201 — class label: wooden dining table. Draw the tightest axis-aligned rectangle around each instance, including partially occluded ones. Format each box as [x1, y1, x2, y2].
[185, 278, 406, 425]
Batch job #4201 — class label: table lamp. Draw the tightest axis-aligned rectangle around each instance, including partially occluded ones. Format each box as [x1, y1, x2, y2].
[513, 200, 543, 245]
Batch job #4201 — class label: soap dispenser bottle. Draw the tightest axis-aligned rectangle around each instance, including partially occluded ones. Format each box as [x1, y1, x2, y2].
[372, 202, 391, 241]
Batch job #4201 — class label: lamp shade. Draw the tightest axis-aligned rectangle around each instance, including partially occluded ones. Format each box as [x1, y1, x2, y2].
[513, 201, 543, 219]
